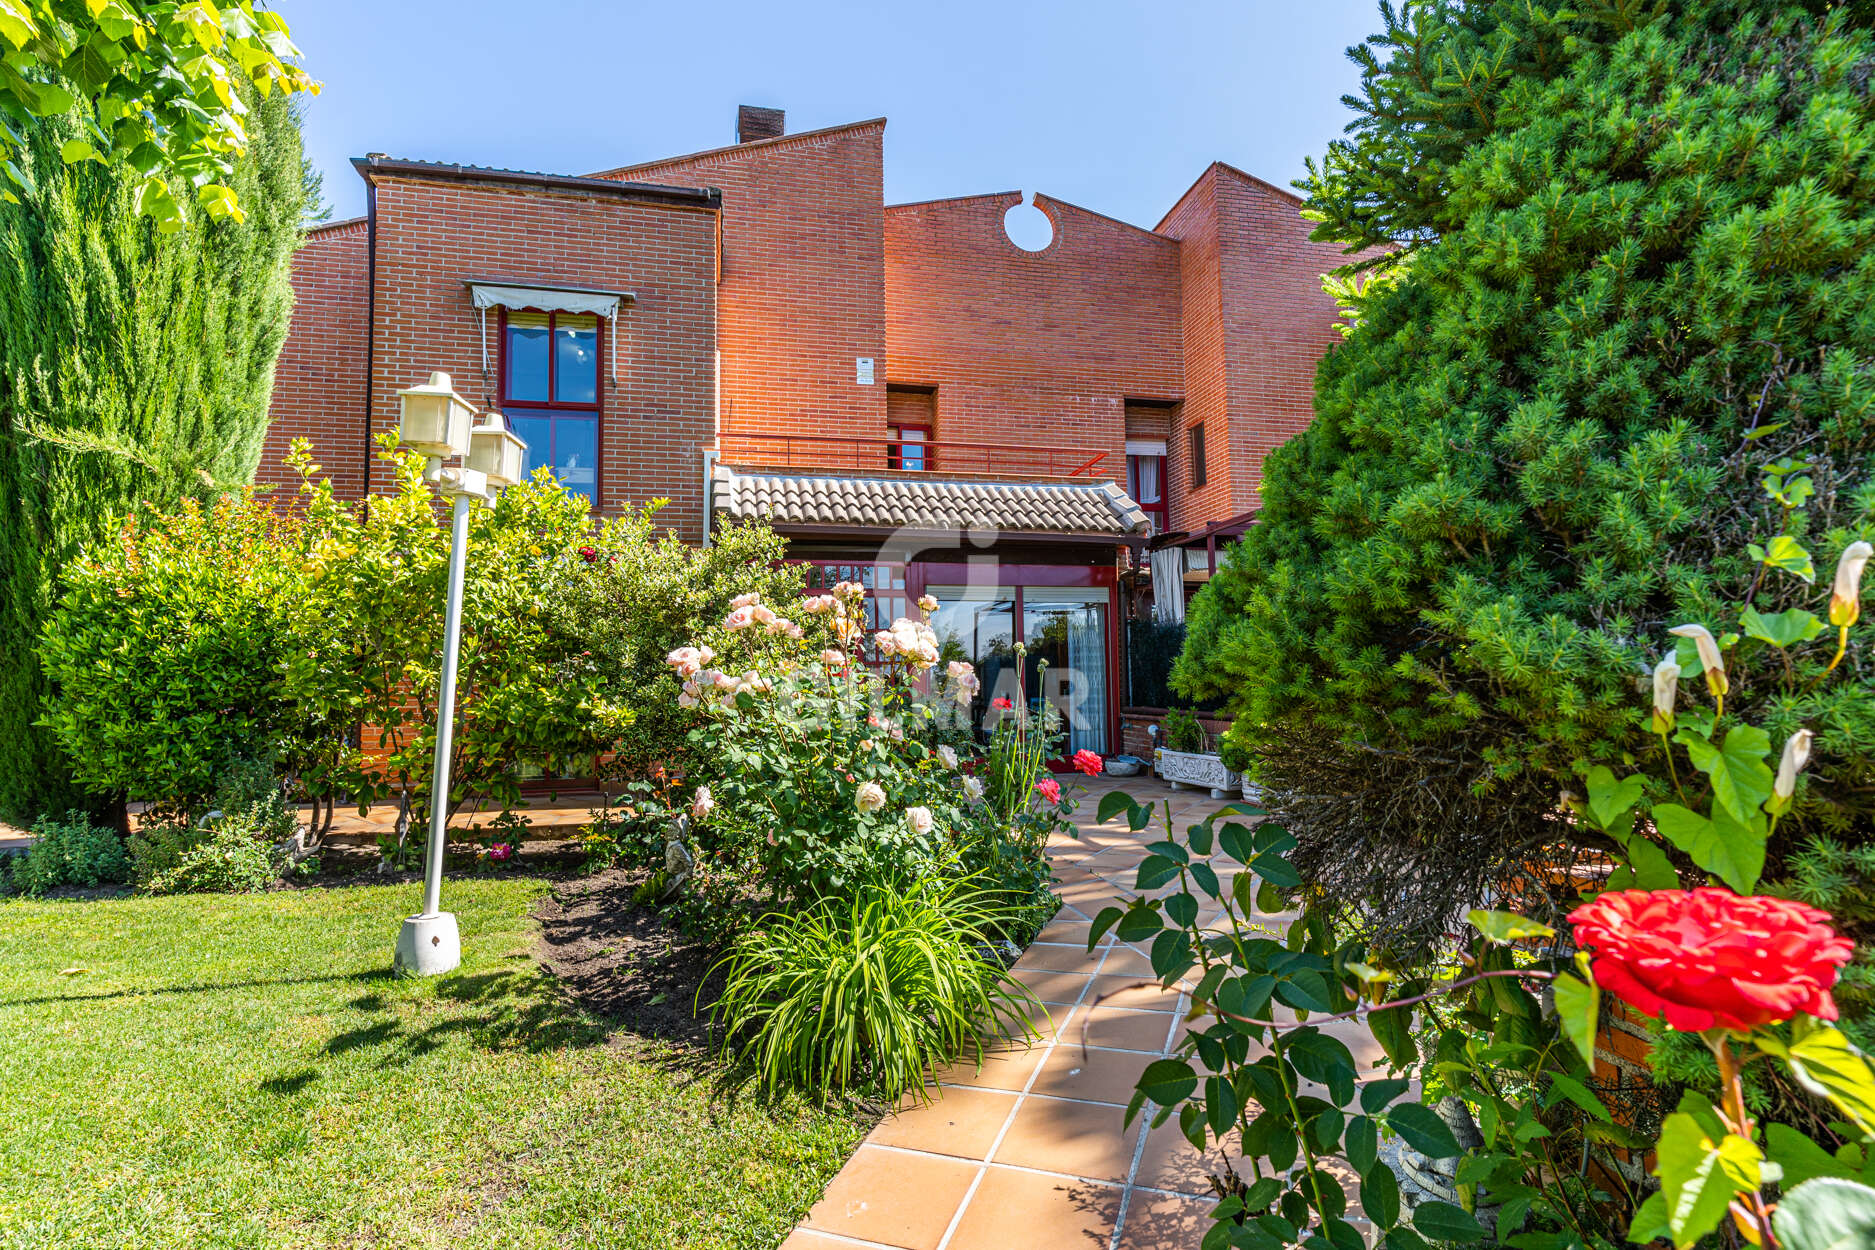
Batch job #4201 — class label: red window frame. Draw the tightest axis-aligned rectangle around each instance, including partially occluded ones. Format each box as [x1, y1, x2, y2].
[498, 307, 605, 411]
[887, 421, 934, 472]
[499, 306, 606, 503]
[1127, 453, 1168, 533]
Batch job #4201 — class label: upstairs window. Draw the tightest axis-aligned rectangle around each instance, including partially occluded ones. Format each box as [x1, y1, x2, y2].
[887, 385, 936, 472]
[1188, 422, 1207, 491]
[1127, 452, 1168, 532]
[502, 309, 601, 499]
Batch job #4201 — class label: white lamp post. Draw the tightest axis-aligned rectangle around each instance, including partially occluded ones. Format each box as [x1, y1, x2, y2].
[391, 372, 516, 978]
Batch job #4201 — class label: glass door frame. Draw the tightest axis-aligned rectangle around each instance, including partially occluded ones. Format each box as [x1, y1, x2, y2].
[911, 561, 1121, 758]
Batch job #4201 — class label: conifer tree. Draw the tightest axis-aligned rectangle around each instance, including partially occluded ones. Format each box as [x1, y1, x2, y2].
[1175, 0, 1875, 944]
[0, 92, 310, 822]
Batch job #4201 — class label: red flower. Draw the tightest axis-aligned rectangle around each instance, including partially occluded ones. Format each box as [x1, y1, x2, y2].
[991, 697, 1014, 710]
[1568, 888, 1854, 1033]
[1071, 749, 1104, 776]
[578, 546, 599, 563]
[1033, 777, 1061, 804]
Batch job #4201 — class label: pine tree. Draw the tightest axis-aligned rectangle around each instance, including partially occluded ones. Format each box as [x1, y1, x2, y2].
[0, 93, 310, 822]
[1175, 0, 1875, 946]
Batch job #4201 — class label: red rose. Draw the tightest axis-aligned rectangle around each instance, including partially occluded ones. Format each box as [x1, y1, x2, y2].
[1568, 887, 1855, 1033]
[578, 546, 599, 563]
[1071, 749, 1103, 776]
[1033, 777, 1061, 804]
[991, 697, 1013, 710]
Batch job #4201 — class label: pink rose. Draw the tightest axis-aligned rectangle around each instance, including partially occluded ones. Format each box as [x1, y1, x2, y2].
[1034, 778, 1061, 805]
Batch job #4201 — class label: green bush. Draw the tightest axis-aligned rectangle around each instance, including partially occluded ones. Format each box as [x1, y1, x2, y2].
[127, 759, 297, 895]
[709, 876, 1038, 1103]
[1173, 0, 1875, 946]
[1159, 707, 1204, 754]
[131, 809, 280, 896]
[7, 813, 128, 896]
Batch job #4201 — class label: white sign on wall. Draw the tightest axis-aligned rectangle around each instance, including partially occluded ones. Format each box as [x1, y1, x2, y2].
[855, 357, 875, 385]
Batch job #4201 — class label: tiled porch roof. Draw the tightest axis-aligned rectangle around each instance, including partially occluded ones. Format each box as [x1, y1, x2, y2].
[711, 465, 1151, 537]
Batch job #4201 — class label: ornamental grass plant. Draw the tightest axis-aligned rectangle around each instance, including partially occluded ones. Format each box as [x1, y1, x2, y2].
[707, 875, 1039, 1104]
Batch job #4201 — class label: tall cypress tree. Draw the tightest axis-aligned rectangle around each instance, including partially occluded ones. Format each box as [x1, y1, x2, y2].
[0, 92, 310, 822]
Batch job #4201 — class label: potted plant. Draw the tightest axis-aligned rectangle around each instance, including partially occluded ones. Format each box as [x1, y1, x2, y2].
[1151, 708, 1243, 798]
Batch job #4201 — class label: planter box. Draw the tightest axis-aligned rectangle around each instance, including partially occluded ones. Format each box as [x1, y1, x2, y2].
[1153, 748, 1242, 799]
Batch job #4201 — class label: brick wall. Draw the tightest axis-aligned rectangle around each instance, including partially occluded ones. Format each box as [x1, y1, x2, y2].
[1214, 165, 1353, 506]
[597, 121, 889, 444]
[362, 172, 719, 539]
[259, 217, 370, 497]
[1157, 171, 1230, 533]
[882, 192, 1182, 480]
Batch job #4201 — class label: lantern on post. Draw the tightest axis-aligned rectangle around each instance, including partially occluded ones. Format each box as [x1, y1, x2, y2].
[468, 410, 528, 488]
[390, 372, 507, 979]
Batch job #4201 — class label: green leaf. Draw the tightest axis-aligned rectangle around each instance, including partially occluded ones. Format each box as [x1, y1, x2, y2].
[1656, 1099, 1758, 1249]
[1466, 909, 1554, 945]
[1604, 826, 1683, 892]
[1552, 971, 1600, 1068]
[1361, 1079, 1411, 1114]
[1088, 906, 1125, 950]
[1741, 606, 1827, 648]
[1360, 1162, 1401, 1228]
[1772, 1178, 1875, 1250]
[1217, 822, 1254, 863]
[1115, 905, 1163, 943]
[59, 137, 103, 164]
[1096, 790, 1135, 824]
[1387, 1102, 1462, 1159]
[1345, 1114, 1377, 1173]
[1136, 855, 1182, 891]
[1786, 1024, 1875, 1136]
[1767, 1124, 1860, 1189]
[1137, 1058, 1198, 1106]
[1751, 533, 1817, 583]
[1410, 1201, 1484, 1243]
[1628, 1190, 1671, 1243]
[1545, 1072, 1611, 1122]
[1678, 723, 1775, 821]
[1652, 802, 1766, 894]
[1369, 1004, 1417, 1068]
[1585, 764, 1645, 831]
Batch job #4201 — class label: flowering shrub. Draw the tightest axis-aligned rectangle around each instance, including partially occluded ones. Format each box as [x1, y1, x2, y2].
[673, 583, 1003, 907]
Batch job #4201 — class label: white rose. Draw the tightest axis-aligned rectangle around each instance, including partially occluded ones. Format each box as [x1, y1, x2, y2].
[855, 781, 886, 813]
[937, 745, 958, 770]
[905, 805, 934, 836]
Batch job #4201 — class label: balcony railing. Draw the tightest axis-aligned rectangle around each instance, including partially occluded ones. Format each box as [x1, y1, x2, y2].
[717, 431, 1110, 480]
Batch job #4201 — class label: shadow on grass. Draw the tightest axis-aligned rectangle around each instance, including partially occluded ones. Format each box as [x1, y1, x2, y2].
[320, 968, 613, 1067]
[0, 968, 387, 1008]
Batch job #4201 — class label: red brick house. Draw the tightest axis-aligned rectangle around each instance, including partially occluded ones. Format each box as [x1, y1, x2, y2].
[262, 106, 1352, 755]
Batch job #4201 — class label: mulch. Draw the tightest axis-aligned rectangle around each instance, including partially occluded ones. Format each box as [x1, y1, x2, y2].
[531, 867, 728, 1048]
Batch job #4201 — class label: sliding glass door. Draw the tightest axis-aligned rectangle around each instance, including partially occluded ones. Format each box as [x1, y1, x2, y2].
[1020, 588, 1110, 756]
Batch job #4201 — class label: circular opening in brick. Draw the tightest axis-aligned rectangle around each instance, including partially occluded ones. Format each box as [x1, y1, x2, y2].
[1003, 196, 1054, 252]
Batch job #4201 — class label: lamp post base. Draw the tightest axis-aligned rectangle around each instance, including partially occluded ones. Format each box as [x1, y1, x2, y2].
[394, 912, 461, 977]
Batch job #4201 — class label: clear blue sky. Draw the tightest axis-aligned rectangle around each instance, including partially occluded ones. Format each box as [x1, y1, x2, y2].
[292, 1, 1380, 230]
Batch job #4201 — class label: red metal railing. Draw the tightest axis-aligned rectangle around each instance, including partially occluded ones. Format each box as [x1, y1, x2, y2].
[716, 431, 1110, 479]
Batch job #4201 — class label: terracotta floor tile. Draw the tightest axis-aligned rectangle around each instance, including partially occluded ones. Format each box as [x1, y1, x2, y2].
[1034, 917, 1105, 947]
[1018, 1001, 1080, 1041]
[869, 1086, 1019, 1159]
[1073, 1005, 1176, 1054]
[777, 1232, 854, 1249]
[991, 1093, 1145, 1182]
[800, 1144, 978, 1250]
[1030, 1043, 1154, 1106]
[1088, 974, 1183, 1012]
[1056, 876, 1128, 907]
[1021, 942, 1102, 973]
[934, 1043, 1047, 1092]
[1095, 946, 1158, 978]
[1115, 1191, 1216, 1249]
[1014, 968, 1093, 1005]
[1133, 1122, 1241, 1197]
[944, 1164, 1124, 1250]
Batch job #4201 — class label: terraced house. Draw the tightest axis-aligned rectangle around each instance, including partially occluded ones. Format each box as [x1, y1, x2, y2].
[262, 105, 1350, 755]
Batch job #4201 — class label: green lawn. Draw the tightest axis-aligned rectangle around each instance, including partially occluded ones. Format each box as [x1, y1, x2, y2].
[0, 879, 865, 1249]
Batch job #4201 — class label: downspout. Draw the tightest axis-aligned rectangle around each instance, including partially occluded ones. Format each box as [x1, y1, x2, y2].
[361, 179, 378, 507]
[701, 341, 721, 548]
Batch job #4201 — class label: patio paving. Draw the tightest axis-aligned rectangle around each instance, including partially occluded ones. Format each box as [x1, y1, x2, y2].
[786, 776, 1381, 1250]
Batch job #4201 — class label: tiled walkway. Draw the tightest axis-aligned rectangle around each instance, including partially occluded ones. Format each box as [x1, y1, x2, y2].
[785, 778, 1312, 1250]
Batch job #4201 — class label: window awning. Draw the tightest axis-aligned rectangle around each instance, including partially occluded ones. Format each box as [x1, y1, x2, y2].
[465, 281, 635, 382]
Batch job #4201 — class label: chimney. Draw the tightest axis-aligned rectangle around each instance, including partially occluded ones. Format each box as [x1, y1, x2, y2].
[736, 105, 785, 144]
